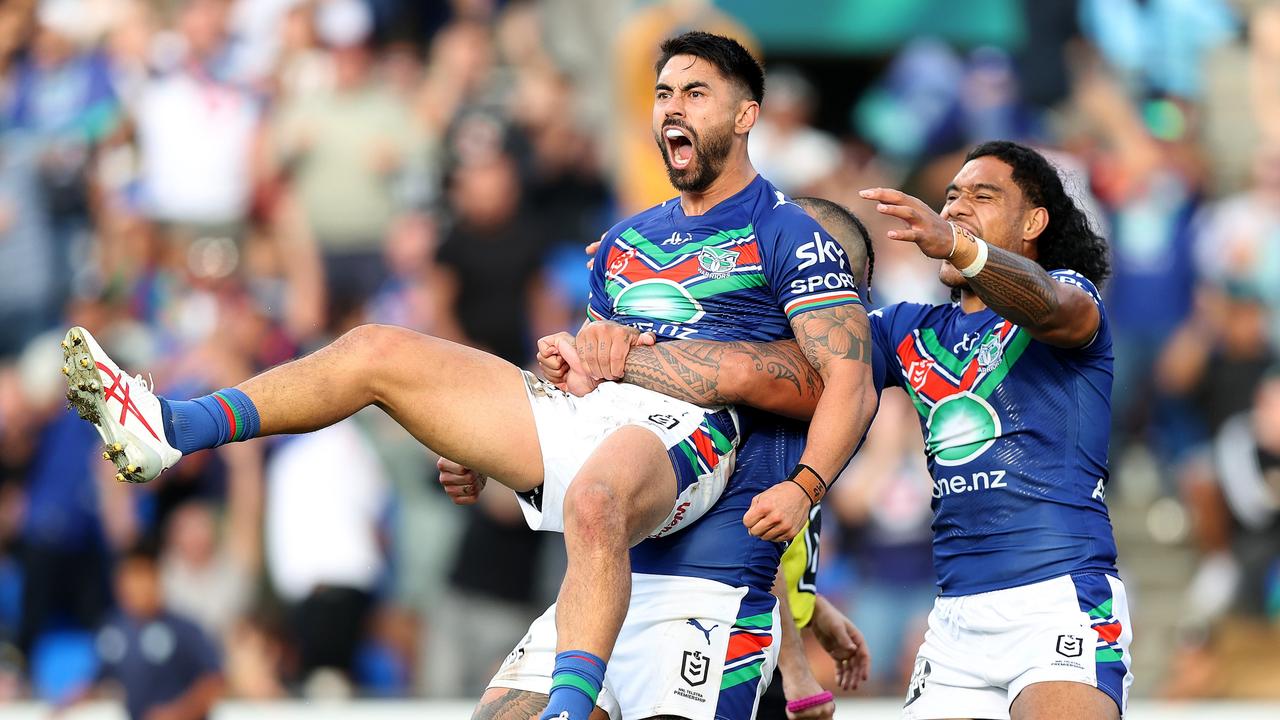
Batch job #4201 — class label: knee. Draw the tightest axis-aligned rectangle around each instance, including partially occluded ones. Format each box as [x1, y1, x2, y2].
[337, 324, 418, 364]
[564, 480, 626, 544]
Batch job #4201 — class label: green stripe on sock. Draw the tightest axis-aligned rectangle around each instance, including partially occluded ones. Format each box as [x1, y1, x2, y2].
[550, 673, 600, 703]
[213, 392, 241, 441]
[720, 661, 763, 690]
[734, 612, 773, 629]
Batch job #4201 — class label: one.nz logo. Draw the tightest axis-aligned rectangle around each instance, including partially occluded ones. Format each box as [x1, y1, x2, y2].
[697, 247, 739, 279]
[681, 650, 709, 687]
[1056, 634, 1084, 658]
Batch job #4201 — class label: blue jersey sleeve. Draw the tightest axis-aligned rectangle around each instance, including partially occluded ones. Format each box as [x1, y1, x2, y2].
[586, 228, 622, 323]
[760, 209, 862, 321]
[868, 306, 903, 389]
[1048, 269, 1111, 355]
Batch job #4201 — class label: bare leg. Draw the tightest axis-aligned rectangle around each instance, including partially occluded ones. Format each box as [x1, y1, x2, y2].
[1011, 681, 1119, 720]
[474, 688, 611, 720]
[238, 324, 543, 490]
[556, 426, 676, 662]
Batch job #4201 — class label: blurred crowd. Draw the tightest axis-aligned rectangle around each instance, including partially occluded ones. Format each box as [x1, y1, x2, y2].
[0, 0, 1278, 715]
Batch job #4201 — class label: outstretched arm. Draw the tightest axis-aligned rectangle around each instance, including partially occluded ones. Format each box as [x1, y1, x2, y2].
[861, 187, 1099, 347]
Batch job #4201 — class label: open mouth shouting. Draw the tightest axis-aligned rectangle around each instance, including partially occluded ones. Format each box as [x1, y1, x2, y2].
[663, 123, 695, 171]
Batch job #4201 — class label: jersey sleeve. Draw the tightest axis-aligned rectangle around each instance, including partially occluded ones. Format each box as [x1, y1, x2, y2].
[1048, 269, 1111, 355]
[586, 229, 621, 323]
[868, 306, 903, 389]
[761, 212, 862, 321]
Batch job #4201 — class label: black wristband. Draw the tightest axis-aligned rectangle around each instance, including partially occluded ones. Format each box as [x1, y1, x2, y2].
[786, 463, 827, 506]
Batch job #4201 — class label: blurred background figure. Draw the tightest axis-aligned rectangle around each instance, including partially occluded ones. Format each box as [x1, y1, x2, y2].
[265, 416, 389, 697]
[95, 541, 223, 720]
[0, 0, 1277, 711]
[1163, 367, 1280, 698]
[272, 0, 425, 318]
[748, 67, 841, 194]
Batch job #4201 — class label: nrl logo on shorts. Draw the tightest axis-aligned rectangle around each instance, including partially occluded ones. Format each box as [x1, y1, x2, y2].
[680, 650, 709, 686]
[1056, 634, 1084, 658]
[697, 247, 739, 279]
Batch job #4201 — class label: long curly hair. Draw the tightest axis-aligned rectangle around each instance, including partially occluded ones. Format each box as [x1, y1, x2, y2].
[965, 141, 1110, 286]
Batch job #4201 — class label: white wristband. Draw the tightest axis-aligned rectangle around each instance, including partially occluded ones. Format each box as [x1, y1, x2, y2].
[948, 223, 989, 277]
[959, 238, 989, 277]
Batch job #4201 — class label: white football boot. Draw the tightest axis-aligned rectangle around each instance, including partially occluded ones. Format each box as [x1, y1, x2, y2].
[62, 326, 181, 483]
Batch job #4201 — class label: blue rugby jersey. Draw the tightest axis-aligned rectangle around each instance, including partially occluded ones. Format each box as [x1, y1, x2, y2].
[587, 175, 861, 341]
[600, 174, 869, 591]
[870, 270, 1120, 595]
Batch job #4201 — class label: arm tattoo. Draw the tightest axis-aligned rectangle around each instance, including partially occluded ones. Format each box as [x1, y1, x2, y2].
[473, 688, 550, 720]
[965, 244, 1060, 328]
[624, 339, 821, 407]
[791, 304, 872, 375]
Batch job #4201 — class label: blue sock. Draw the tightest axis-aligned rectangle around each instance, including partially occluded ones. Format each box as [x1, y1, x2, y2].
[159, 388, 261, 454]
[541, 650, 606, 720]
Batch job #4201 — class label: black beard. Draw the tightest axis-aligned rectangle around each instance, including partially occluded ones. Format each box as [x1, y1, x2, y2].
[655, 121, 733, 193]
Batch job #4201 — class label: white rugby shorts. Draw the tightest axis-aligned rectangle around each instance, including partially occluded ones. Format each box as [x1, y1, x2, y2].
[490, 573, 780, 720]
[517, 371, 738, 538]
[903, 572, 1133, 719]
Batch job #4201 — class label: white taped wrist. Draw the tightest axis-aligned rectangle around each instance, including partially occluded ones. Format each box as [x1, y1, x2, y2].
[959, 237, 989, 277]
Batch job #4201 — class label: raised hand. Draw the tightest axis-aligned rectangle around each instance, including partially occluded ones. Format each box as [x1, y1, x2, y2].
[859, 187, 955, 259]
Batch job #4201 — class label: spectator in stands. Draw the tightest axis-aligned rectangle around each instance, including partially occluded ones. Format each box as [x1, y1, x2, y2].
[264, 416, 390, 695]
[133, 0, 262, 234]
[272, 0, 424, 311]
[423, 141, 554, 696]
[4, 0, 121, 329]
[1164, 366, 1280, 698]
[95, 541, 223, 720]
[160, 497, 257, 644]
[1191, 143, 1280, 353]
[748, 67, 842, 194]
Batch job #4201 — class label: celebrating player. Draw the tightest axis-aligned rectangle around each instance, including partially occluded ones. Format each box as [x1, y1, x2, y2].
[442, 196, 879, 720]
[61, 31, 876, 720]
[568, 141, 1130, 720]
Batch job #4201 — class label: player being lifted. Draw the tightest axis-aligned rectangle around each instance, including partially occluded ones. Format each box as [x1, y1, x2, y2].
[441, 196, 881, 720]
[61, 32, 877, 720]
[564, 141, 1130, 720]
